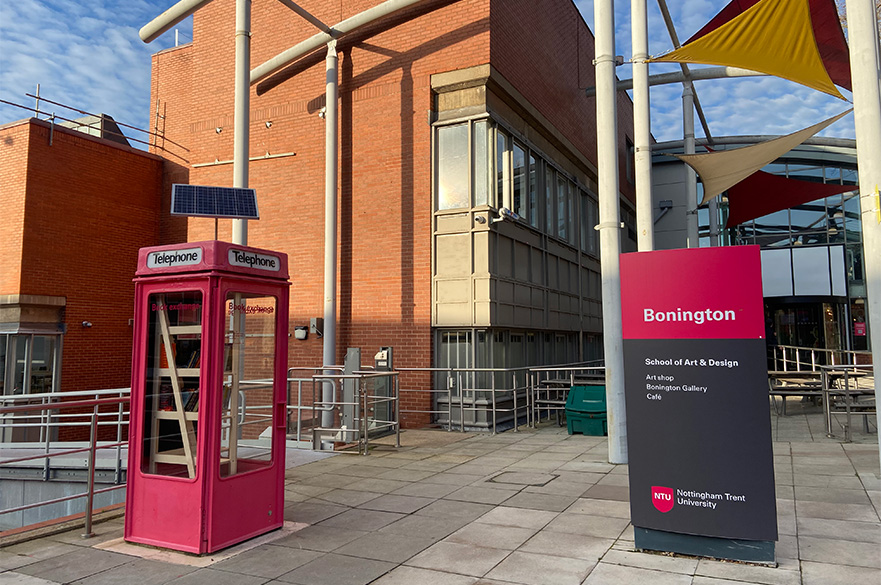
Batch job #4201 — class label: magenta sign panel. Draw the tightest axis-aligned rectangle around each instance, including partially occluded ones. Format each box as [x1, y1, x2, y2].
[621, 246, 777, 542]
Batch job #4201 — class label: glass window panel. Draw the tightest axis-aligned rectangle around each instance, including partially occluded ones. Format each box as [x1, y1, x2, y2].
[220, 292, 278, 478]
[841, 168, 858, 186]
[790, 202, 827, 245]
[580, 192, 589, 253]
[753, 210, 791, 247]
[512, 141, 526, 219]
[437, 124, 469, 210]
[0, 335, 6, 395]
[843, 193, 862, 243]
[496, 131, 508, 208]
[567, 182, 575, 244]
[588, 196, 599, 255]
[528, 154, 539, 228]
[12, 336, 27, 395]
[472, 120, 489, 207]
[761, 249, 793, 296]
[792, 247, 831, 295]
[29, 336, 55, 394]
[557, 174, 567, 241]
[764, 163, 787, 176]
[825, 167, 842, 184]
[787, 164, 824, 183]
[546, 167, 556, 236]
[143, 291, 204, 479]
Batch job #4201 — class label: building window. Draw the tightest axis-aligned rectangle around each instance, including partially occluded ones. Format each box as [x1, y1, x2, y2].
[472, 120, 490, 206]
[0, 334, 60, 396]
[512, 141, 527, 219]
[437, 123, 470, 209]
[528, 153, 539, 229]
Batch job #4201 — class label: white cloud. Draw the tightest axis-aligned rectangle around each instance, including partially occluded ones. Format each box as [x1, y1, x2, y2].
[0, 0, 189, 146]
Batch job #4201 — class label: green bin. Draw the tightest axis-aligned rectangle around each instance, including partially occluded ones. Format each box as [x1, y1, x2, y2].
[567, 412, 607, 436]
[566, 385, 607, 435]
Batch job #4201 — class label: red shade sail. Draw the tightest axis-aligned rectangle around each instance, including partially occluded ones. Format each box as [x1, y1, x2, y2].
[725, 170, 856, 227]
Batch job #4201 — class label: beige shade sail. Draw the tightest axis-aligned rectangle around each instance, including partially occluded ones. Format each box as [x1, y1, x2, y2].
[674, 109, 852, 204]
[650, 0, 845, 100]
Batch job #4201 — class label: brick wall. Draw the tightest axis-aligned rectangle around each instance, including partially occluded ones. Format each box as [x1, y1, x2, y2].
[17, 121, 162, 398]
[490, 0, 637, 203]
[0, 122, 29, 292]
[149, 0, 636, 426]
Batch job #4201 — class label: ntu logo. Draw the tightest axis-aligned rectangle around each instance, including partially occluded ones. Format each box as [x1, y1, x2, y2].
[651, 486, 674, 513]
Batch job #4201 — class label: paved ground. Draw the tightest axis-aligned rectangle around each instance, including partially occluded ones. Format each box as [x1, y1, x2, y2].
[1, 403, 879, 585]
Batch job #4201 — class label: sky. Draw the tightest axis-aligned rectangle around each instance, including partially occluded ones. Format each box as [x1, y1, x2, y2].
[0, 0, 857, 148]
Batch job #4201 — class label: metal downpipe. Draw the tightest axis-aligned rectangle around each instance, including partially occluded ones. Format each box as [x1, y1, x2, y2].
[683, 84, 698, 248]
[232, 0, 251, 245]
[632, 0, 653, 251]
[322, 41, 339, 429]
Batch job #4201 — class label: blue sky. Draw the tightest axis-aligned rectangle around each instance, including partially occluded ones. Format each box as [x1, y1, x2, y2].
[0, 0, 855, 147]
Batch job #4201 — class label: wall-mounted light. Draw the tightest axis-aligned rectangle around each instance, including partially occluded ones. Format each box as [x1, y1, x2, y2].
[318, 107, 327, 119]
[215, 127, 223, 134]
[82, 321, 92, 328]
[293, 326, 308, 340]
[474, 215, 487, 224]
[265, 120, 272, 128]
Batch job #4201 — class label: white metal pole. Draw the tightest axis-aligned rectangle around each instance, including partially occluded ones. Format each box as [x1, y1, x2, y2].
[322, 40, 339, 428]
[232, 0, 251, 246]
[631, 0, 653, 251]
[683, 84, 698, 248]
[844, 0, 881, 460]
[594, 0, 628, 464]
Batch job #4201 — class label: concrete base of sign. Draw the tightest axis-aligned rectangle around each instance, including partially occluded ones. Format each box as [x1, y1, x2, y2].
[634, 527, 776, 564]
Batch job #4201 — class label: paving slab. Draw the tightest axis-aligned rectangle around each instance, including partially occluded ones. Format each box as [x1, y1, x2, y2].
[543, 513, 630, 539]
[317, 508, 404, 531]
[798, 535, 881, 569]
[517, 531, 612, 561]
[14, 548, 131, 584]
[695, 558, 801, 585]
[599, 548, 699, 574]
[276, 552, 394, 585]
[444, 486, 518, 505]
[416, 500, 495, 521]
[370, 565, 479, 585]
[405, 541, 511, 577]
[378, 514, 470, 541]
[582, 562, 693, 585]
[474, 506, 557, 530]
[444, 522, 537, 551]
[483, 550, 595, 585]
[273, 524, 369, 552]
[207, 543, 321, 578]
[333, 531, 436, 563]
[0, 573, 61, 585]
[800, 560, 881, 585]
[356, 494, 435, 514]
[499, 491, 578, 512]
[796, 515, 881, 543]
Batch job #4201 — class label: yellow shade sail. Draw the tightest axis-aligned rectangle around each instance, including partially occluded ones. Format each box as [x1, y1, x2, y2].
[650, 0, 845, 100]
[674, 110, 852, 204]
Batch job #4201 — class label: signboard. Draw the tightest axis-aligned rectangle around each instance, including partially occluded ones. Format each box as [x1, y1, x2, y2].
[621, 246, 777, 546]
[146, 247, 203, 269]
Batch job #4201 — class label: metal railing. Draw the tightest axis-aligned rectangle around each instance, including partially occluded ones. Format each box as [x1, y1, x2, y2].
[770, 344, 873, 372]
[0, 390, 131, 537]
[820, 364, 876, 442]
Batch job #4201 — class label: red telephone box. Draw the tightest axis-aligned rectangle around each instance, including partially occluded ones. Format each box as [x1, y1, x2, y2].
[125, 241, 290, 553]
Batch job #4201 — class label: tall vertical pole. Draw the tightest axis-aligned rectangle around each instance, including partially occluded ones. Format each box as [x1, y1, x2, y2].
[631, 0, 653, 251]
[322, 41, 339, 428]
[683, 84, 698, 248]
[845, 0, 881, 460]
[594, 0, 627, 464]
[232, 0, 251, 246]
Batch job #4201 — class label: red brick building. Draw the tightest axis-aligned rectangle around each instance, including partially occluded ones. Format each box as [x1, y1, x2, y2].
[0, 118, 162, 438]
[2, 0, 636, 431]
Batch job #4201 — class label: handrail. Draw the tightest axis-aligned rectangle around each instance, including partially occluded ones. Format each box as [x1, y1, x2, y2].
[0, 395, 130, 537]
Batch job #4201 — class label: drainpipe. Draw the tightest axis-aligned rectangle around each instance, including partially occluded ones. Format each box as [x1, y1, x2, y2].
[631, 0, 653, 251]
[845, 0, 881, 459]
[683, 84, 698, 248]
[322, 40, 339, 428]
[232, 0, 251, 246]
[594, 0, 627, 465]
